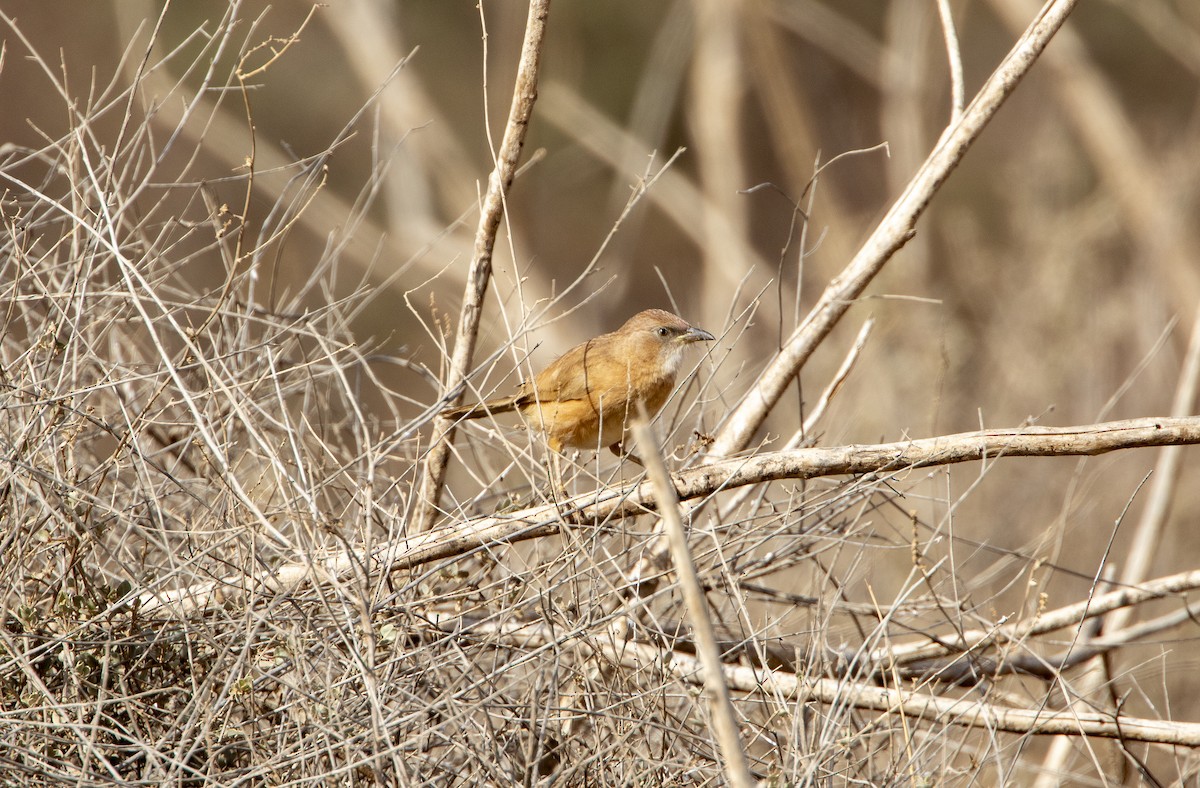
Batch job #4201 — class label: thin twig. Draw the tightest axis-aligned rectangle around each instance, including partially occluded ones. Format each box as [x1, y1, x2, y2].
[935, 0, 966, 122]
[878, 566, 1200, 668]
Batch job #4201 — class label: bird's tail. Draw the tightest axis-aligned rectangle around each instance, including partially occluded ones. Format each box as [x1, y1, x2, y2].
[440, 395, 522, 421]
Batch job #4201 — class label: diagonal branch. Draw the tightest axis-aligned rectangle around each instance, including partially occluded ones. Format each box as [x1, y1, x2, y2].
[139, 416, 1200, 615]
[633, 414, 754, 788]
[706, 0, 1081, 459]
[412, 0, 551, 532]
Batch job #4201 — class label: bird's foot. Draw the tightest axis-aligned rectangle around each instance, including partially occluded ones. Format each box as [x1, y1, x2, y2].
[608, 442, 645, 466]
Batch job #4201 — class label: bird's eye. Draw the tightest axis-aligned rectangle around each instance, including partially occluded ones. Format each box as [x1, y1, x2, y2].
[656, 326, 670, 337]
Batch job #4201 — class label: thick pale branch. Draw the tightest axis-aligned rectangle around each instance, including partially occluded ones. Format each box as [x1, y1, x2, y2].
[138, 416, 1200, 615]
[634, 416, 754, 788]
[614, 641, 1200, 747]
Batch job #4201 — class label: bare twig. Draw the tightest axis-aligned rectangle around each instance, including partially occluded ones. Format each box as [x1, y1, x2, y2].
[935, 0, 966, 123]
[412, 0, 551, 532]
[879, 566, 1200, 667]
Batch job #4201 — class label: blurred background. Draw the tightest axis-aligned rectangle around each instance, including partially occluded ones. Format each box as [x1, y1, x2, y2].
[4, 3, 1195, 402]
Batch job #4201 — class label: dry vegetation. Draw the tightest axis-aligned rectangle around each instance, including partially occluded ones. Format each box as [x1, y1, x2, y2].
[2, 0, 1200, 785]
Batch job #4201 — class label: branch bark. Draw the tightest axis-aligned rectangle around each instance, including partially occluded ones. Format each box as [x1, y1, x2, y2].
[607, 640, 1200, 747]
[416, 608, 1200, 748]
[634, 415, 754, 788]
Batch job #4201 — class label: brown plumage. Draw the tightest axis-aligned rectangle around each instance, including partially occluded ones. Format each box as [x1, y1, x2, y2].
[441, 309, 714, 456]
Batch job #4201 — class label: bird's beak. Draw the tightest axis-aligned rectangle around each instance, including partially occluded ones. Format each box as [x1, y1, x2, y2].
[683, 326, 715, 343]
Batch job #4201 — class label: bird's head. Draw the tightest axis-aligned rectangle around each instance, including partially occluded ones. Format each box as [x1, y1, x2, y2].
[618, 309, 715, 376]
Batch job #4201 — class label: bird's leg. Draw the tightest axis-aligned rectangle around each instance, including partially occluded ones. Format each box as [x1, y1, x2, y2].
[608, 442, 644, 467]
[548, 449, 567, 495]
[543, 448, 582, 500]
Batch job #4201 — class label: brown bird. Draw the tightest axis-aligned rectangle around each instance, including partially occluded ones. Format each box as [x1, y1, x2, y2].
[441, 309, 714, 458]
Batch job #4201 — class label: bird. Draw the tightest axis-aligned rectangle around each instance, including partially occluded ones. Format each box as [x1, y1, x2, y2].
[441, 309, 714, 459]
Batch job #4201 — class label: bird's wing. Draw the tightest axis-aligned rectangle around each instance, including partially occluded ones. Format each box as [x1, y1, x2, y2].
[523, 336, 633, 406]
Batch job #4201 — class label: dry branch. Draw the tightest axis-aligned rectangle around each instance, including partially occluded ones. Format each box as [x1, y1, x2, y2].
[416, 606, 1200, 748]
[139, 416, 1200, 615]
[413, 0, 551, 532]
[633, 415, 754, 788]
[6, 2, 1198, 783]
[613, 641, 1200, 748]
